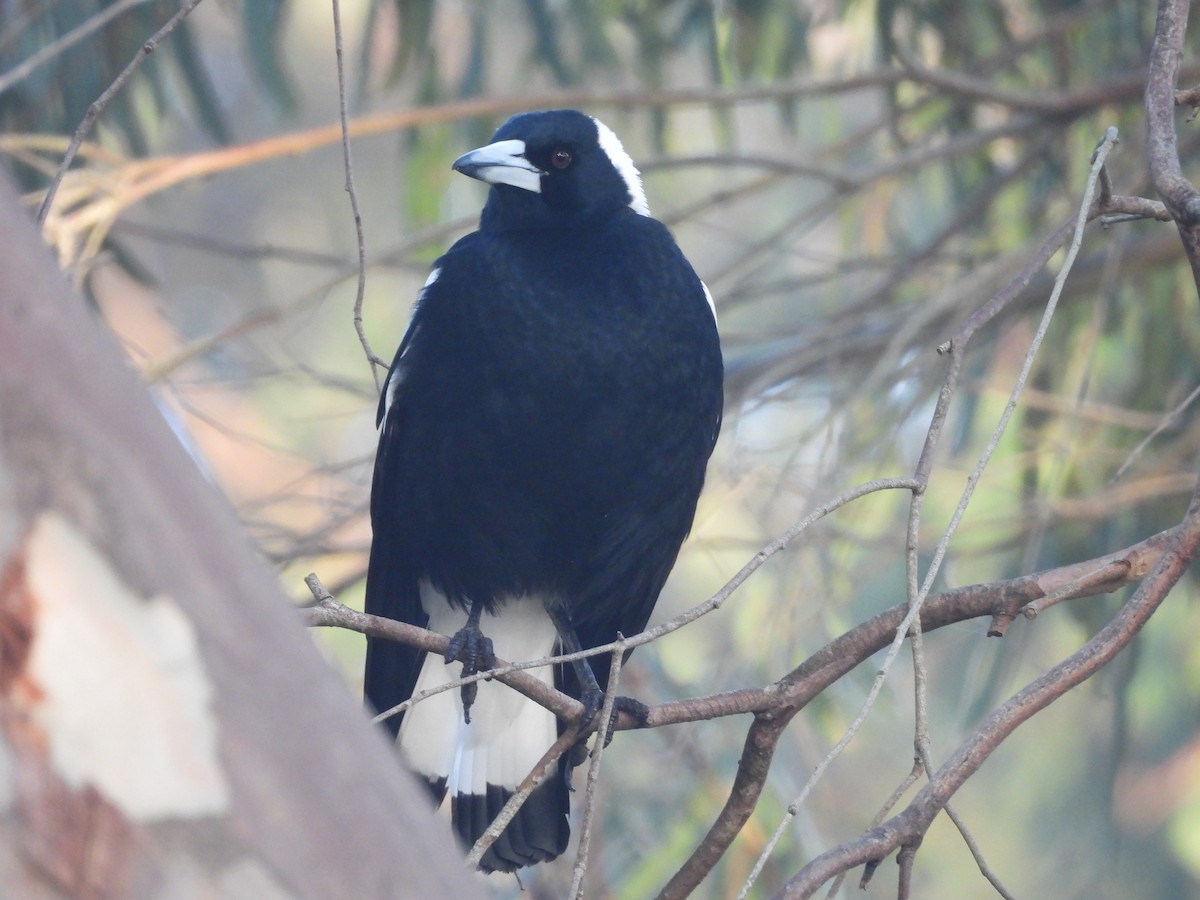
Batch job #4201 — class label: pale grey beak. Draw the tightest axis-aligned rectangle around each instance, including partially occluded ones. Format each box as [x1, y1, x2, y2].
[452, 139, 544, 193]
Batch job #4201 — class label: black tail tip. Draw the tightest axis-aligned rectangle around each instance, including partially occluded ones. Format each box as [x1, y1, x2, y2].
[453, 778, 570, 873]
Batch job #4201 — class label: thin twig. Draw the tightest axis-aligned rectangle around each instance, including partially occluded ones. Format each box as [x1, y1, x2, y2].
[36, 0, 208, 226]
[824, 758, 923, 897]
[569, 639, 626, 899]
[621, 478, 922, 654]
[465, 728, 581, 869]
[920, 128, 1120, 604]
[363, 477, 921, 729]
[329, 0, 384, 389]
[1020, 559, 1132, 618]
[1111, 381, 1200, 482]
[739, 127, 1121, 900]
[941, 804, 1018, 900]
[776, 489, 1200, 897]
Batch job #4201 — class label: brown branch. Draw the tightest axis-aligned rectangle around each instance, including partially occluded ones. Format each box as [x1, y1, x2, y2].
[775, 490, 1200, 898]
[946, 191, 1169, 351]
[305, 528, 1174, 737]
[652, 527, 1176, 899]
[307, 513, 1177, 895]
[898, 48, 1200, 117]
[302, 578, 584, 724]
[22, 72, 904, 224]
[569, 641, 626, 899]
[1177, 85, 1200, 109]
[1146, 0, 1200, 292]
[303, 479, 921, 741]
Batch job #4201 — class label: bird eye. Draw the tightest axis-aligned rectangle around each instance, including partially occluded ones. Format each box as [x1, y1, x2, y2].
[550, 147, 573, 169]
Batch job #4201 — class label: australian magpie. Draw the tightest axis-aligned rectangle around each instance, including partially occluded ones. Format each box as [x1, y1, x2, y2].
[364, 109, 723, 873]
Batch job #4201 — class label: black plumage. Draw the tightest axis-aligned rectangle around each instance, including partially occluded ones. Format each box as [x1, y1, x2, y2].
[364, 109, 723, 873]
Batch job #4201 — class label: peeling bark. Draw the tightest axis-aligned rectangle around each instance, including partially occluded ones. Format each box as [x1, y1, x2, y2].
[0, 169, 481, 899]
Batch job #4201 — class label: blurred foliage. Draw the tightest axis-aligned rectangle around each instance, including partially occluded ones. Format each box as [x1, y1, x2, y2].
[5, 0, 1200, 897]
[0, 0, 226, 152]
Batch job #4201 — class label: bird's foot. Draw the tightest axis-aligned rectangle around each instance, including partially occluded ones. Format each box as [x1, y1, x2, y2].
[580, 692, 649, 745]
[445, 622, 495, 724]
[611, 695, 650, 731]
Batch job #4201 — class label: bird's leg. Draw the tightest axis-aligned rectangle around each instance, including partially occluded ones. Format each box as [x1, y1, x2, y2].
[547, 606, 606, 729]
[444, 598, 494, 724]
[547, 605, 650, 731]
[548, 609, 650, 783]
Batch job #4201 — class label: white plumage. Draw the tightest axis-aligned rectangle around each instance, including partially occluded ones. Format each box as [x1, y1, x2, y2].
[398, 584, 559, 801]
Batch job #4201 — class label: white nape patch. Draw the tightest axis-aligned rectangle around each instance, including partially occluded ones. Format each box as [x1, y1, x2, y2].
[593, 118, 650, 216]
[382, 267, 440, 422]
[701, 281, 717, 322]
[397, 584, 559, 797]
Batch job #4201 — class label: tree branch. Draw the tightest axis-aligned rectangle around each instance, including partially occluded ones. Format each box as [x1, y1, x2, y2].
[1145, 0, 1200, 291]
[776, 492, 1200, 898]
[650, 526, 1175, 899]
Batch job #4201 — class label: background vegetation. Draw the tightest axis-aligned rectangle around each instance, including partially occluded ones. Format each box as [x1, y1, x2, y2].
[4, 1, 1200, 896]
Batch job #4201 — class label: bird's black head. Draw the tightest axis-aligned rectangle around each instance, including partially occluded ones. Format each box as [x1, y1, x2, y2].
[452, 109, 649, 231]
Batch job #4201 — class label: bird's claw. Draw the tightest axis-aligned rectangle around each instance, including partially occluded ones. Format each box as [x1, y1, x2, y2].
[445, 624, 495, 724]
[576, 693, 649, 750]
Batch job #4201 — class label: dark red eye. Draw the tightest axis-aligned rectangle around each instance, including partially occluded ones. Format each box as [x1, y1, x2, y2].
[550, 147, 573, 169]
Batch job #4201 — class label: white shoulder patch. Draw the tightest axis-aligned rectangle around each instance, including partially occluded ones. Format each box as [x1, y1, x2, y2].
[592, 118, 650, 217]
[382, 267, 440, 421]
[701, 280, 717, 322]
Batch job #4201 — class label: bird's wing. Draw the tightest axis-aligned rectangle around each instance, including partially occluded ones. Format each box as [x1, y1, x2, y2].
[362, 266, 443, 738]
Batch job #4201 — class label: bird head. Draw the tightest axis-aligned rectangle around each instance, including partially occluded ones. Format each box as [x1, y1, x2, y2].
[452, 109, 649, 231]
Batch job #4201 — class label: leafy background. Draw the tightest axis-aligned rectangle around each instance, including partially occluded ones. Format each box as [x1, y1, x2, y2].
[4, 0, 1200, 896]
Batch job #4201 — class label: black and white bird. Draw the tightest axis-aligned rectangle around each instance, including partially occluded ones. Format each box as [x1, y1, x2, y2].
[364, 109, 723, 873]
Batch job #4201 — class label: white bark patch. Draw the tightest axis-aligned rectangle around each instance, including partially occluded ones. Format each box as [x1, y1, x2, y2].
[25, 513, 229, 820]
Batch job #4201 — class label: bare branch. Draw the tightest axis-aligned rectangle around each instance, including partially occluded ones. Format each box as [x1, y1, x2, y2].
[1177, 84, 1200, 120]
[466, 729, 581, 870]
[329, 0, 384, 390]
[653, 526, 1175, 899]
[775, 492, 1200, 898]
[303, 576, 584, 723]
[897, 47, 1200, 116]
[1146, 0, 1200, 291]
[569, 640, 626, 899]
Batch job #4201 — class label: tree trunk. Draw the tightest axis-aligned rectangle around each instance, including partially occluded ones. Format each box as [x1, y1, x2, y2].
[0, 169, 480, 899]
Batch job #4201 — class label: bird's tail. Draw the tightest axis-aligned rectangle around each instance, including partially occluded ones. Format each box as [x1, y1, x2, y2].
[399, 595, 571, 872]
